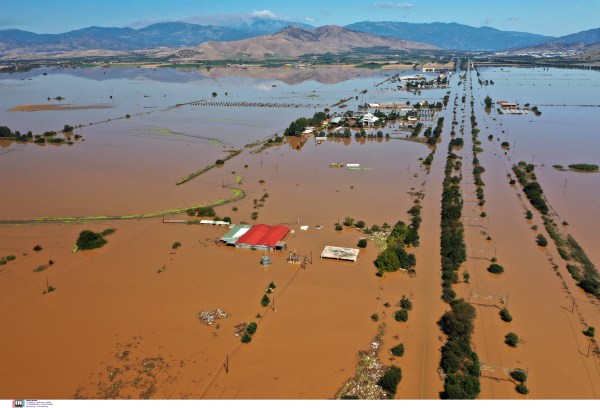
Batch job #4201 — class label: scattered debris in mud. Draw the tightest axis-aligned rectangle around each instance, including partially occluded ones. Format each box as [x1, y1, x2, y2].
[335, 323, 390, 399]
[234, 322, 249, 338]
[197, 309, 230, 325]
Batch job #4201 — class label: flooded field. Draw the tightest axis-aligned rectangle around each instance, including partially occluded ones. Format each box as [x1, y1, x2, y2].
[2, 63, 599, 400]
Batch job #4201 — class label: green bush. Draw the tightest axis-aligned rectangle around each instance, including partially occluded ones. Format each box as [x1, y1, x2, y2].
[261, 293, 270, 307]
[505, 332, 519, 347]
[526, 211, 533, 220]
[488, 264, 504, 274]
[444, 373, 481, 399]
[442, 287, 457, 303]
[394, 309, 408, 322]
[0, 259, 6, 265]
[371, 313, 379, 322]
[6, 255, 16, 261]
[269, 281, 276, 289]
[215, 159, 225, 165]
[187, 206, 216, 217]
[343, 216, 354, 226]
[391, 343, 405, 357]
[247, 322, 258, 335]
[76, 230, 108, 250]
[568, 164, 599, 171]
[172, 242, 181, 249]
[335, 223, 343, 231]
[500, 308, 512, 322]
[511, 369, 527, 383]
[378, 366, 402, 397]
[558, 248, 570, 260]
[400, 296, 413, 310]
[516, 384, 529, 395]
[355, 220, 365, 229]
[536, 234, 548, 247]
[241, 333, 252, 343]
[357, 239, 368, 248]
[587, 327, 595, 337]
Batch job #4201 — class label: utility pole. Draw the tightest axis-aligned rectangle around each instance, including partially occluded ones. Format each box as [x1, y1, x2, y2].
[225, 354, 229, 373]
[46, 277, 49, 290]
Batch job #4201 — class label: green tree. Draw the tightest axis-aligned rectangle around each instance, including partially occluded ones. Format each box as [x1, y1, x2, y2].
[394, 309, 408, 322]
[587, 327, 595, 337]
[505, 332, 519, 347]
[76, 230, 107, 250]
[343, 216, 354, 226]
[355, 220, 365, 229]
[357, 239, 368, 248]
[500, 308, 512, 322]
[511, 369, 527, 383]
[379, 366, 402, 397]
[260, 293, 270, 307]
[391, 343, 405, 357]
[536, 234, 548, 247]
[247, 322, 258, 335]
[241, 333, 252, 343]
[488, 264, 504, 274]
[400, 295, 413, 310]
[484, 96, 493, 108]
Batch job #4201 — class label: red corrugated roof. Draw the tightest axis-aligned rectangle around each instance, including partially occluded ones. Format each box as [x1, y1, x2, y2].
[256, 225, 289, 247]
[236, 224, 270, 246]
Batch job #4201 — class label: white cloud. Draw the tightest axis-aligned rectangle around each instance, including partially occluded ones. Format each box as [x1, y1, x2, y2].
[302, 18, 315, 22]
[251, 10, 289, 20]
[373, 2, 414, 9]
[505, 17, 519, 21]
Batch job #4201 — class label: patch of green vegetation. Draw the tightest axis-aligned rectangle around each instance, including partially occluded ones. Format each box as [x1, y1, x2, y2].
[568, 164, 598, 171]
[76, 230, 108, 250]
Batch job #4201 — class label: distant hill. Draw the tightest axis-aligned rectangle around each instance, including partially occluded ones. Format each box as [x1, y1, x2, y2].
[345, 21, 555, 51]
[553, 27, 600, 45]
[508, 42, 600, 52]
[0, 22, 258, 56]
[125, 15, 314, 34]
[170, 25, 439, 60]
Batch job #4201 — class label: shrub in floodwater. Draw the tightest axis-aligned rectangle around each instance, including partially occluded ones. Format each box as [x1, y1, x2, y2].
[505, 332, 519, 347]
[215, 159, 224, 165]
[488, 264, 504, 274]
[442, 287, 456, 302]
[536, 234, 548, 247]
[516, 384, 529, 395]
[335, 223, 343, 231]
[500, 308, 512, 322]
[269, 281, 276, 289]
[223, 217, 231, 223]
[371, 313, 379, 322]
[260, 293, 270, 307]
[400, 295, 413, 310]
[76, 230, 107, 250]
[378, 366, 402, 397]
[354, 220, 365, 229]
[526, 211, 533, 220]
[587, 327, 595, 337]
[241, 333, 252, 343]
[259, 180, 265, 184]
[343, 216, 354, 226]
[391, 343, 405, 357]
[6, 255, 16, 261]
[357, 239, 368, 248]
[232, 206, 238, 211]
[511, 369, 527, 383]
[0, 259, 6, 265]
[393, 309, 408, 322]
[246, 322, 258, 335]
[251, 212, 259, 220]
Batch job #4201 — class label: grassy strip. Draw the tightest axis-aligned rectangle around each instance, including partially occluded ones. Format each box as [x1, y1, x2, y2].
[176, 150, 242, 185]
[0, 188, 245, 225]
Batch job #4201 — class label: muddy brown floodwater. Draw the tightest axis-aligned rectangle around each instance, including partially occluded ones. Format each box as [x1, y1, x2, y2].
[3, 65, 599, 400]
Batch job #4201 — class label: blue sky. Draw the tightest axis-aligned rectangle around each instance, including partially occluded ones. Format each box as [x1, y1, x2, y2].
[2, 0, 598, 36]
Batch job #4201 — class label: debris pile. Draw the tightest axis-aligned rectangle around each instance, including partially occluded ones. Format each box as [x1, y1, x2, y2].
[234, 322, 249, 338]
[197, 309, 230, 325]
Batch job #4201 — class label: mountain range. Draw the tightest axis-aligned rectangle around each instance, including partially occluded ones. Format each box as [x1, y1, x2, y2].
[1, 19, 600, 58]
[169, 25, 438, 60]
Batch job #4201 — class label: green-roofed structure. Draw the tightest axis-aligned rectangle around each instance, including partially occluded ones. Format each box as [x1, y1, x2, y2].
[220, 225, 252, 245]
